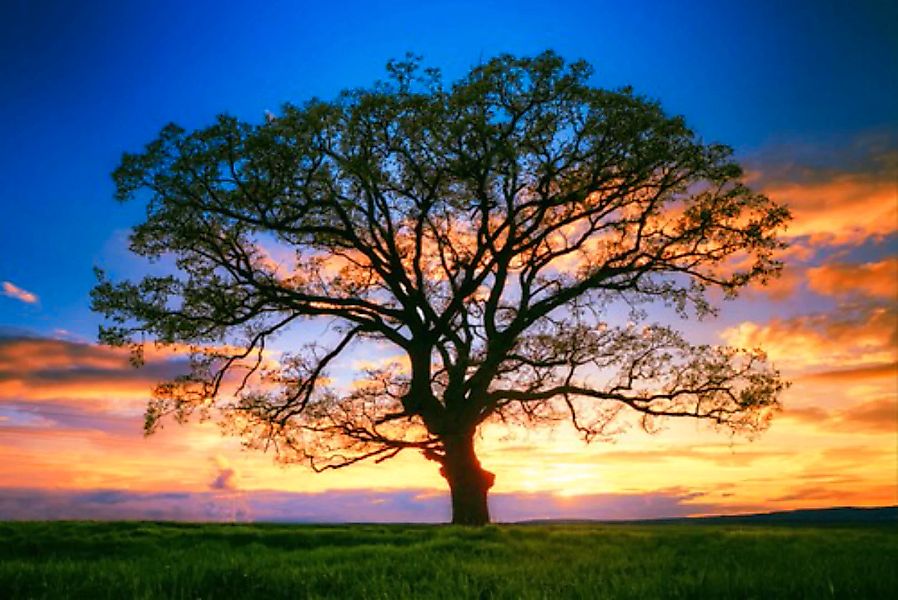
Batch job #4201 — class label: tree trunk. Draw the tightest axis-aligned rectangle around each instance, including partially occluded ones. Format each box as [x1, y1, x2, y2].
[439, 432, 495, 525]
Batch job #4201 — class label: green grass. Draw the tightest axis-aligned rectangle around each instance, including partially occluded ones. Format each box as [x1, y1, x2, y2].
[1, 521, 895, 598]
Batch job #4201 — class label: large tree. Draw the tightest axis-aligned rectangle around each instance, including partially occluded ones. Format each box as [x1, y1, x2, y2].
[93, 52, 789, 525]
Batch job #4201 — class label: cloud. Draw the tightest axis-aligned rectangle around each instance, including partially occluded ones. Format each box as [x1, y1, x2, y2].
[837, 398, 897, 432]
[0, 335, 191, 406]
[806, 258, 898, 299]
[1, 281, 38, 304]
[0, 487, 730, 522]
[0, 399, 141, 436]
[209, 455, 238, 491]
[783, 397, 897, 434]
[800, 362, 898, 382]
[747, 133, 898, 247]
[766, 175, 896, 246]
[352, 353, 410, 372]
[721, 305, 897, 371]
[818, 445, 894, 465]
[0, 489, 210, 522]
[770, 484, 897, 505]
[743, 245, 817, 301]
[748, 264, 804, 300]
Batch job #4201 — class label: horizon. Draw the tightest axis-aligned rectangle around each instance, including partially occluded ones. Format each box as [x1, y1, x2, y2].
[1, 0, 896, 522]
[1, 487, 894, 523]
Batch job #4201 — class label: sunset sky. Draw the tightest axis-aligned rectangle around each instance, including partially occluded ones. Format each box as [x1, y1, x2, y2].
[1, 0, 895, 522]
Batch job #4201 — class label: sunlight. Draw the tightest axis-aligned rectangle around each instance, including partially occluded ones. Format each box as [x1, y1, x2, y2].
[516, 463, 598, 497]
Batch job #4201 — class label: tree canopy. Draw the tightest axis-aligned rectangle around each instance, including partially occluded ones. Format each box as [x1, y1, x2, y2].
[92, 52, 790, 525]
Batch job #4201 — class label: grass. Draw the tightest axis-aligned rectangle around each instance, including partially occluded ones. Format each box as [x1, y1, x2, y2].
[0, 520, 895, 598]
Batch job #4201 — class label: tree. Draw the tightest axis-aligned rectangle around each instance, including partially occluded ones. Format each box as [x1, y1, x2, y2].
[92, 52, 790, 525]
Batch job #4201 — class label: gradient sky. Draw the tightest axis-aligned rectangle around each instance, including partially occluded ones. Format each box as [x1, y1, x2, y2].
[1, 0, 896, 522]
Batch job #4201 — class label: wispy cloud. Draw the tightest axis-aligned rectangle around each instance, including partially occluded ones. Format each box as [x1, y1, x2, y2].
[800, 362, 898, 382]
[1, 281, 38, 304]
[770, 483, 897, 505]
[783, 397, 898, 434]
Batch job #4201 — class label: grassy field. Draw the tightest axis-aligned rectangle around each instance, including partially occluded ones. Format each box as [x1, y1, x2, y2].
[1, 521, 895, 598]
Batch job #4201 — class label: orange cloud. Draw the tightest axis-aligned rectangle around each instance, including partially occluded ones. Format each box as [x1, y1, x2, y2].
[352, 353, 410, 373]
[721, 305, 897, 371]
[765, 174, 896, 246]
[0, 335, 281, 406]
[0, 336, 190, 405]
[770, 484, 896, 506]
[806, 257, 898, 299]
[749, 138, 898, 248]
[743, 243, 820, 301]
[748, 265, 803, 300]
[837, 398, 897, 433]
[1, 281, 38, 304]
[0, 336, 124, 372]
[783, 397, 897, 434]
[800, 362, 898, 382]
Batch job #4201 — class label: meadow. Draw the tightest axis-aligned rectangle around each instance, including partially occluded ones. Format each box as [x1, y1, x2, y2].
[1, 520, 895, 598]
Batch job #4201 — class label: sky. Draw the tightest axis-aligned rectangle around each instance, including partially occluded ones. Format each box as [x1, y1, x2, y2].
[0, 0, 896, 522]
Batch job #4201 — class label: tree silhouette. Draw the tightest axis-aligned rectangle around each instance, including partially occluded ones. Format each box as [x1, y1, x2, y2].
[92, 52, 789, 525]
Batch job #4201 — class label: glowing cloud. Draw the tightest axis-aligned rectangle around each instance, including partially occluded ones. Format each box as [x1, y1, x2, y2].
[783, 397, 898, 434]
[806, 258, 898, 299]
[748, 140, 898, 247]
[1, 281, 38, 304]
[0, 336, 191, 405]
[766, 175, 896, 246]
[721, 306, 897, 371]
